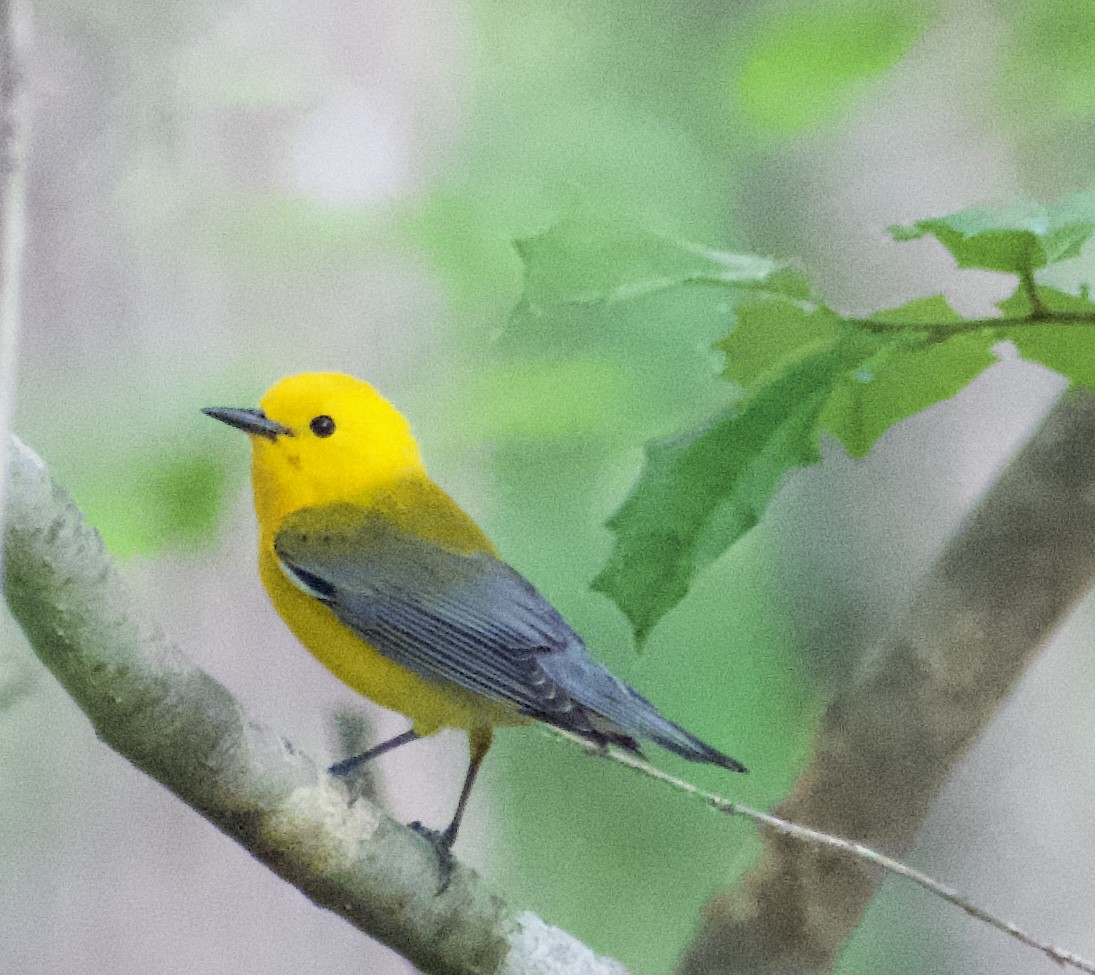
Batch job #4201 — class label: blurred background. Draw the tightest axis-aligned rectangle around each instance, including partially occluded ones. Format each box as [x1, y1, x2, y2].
[2, 0, 1095, 972]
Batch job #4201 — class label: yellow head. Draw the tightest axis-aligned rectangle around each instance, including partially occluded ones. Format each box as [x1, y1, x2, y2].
[205, 372, 425, 529]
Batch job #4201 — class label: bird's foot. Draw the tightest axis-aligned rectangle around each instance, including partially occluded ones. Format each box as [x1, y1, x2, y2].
[328, 761, 372, 804]
[409, 821, 456, 894]
[328, 755, 362, 776]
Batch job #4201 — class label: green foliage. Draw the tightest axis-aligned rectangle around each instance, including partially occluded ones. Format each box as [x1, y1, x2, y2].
[514, 211, 788, 309]
[140, 453, 231, 548]
[716, 297, 841, 388]
[31, 2, 1095, 972]
[594, 330, 883, 644]
[997, 284, 1095, 387]
[890, 191, 1095, 272]
[1001, 0, 1095, 120]
[822, 299, 997, 458]
[515, 192, 1095, 644]
[492, 528, 817, 975]
[732, 0, 936, 136]
[453, 234, 824, 968]
[459, 360, 631, 439]
[80, 445, 231, 559]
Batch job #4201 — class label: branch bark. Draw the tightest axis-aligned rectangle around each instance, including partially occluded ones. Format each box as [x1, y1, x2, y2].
[1, 435, 629, 975]
[0, 0, 28, 526]
[678, 387, 1095, 975]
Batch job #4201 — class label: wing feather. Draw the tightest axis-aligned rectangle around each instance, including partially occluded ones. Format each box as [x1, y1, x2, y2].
[273, 500, 745, 773]
[273, 505, 625, 739]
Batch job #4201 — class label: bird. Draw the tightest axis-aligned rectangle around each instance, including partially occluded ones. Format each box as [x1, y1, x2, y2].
[204, 371, 745, 865]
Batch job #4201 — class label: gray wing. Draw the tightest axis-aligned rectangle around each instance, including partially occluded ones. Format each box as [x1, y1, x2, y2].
[273, 508, 643, 746]
[275, 506, 745, 771]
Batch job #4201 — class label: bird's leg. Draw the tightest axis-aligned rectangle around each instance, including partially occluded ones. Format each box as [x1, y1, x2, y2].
[329, 727, 420, 777]
[410, 727, 493, 892]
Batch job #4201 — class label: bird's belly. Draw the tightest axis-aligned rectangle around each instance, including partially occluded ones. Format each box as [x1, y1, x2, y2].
[260, 550, 523, 734]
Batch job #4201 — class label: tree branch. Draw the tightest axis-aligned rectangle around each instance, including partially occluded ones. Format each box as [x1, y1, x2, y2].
[0, 0, 28, 531]
[678, 387, 1095, 975]
[1, 435, 629, 975]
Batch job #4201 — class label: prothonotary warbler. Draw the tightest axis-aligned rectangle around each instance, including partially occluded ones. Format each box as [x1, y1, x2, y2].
[204, 372, 745, 861]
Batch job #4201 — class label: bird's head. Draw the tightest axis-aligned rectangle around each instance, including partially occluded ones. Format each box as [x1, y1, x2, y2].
[204, 372, 424, 527]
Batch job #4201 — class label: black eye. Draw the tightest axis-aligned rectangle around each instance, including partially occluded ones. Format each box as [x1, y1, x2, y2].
[310, 415, 336, 438]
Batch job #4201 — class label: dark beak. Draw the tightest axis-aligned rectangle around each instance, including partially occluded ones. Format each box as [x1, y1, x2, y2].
[202, 406, 293, 441]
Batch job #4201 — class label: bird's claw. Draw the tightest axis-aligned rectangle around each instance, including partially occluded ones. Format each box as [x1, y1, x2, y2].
[409, 821, 456, 893]
[328, 763, 370, 804]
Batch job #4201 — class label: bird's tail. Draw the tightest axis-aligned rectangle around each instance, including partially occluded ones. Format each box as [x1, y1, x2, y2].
[542, 650, 747, 773]
[640, 714, 747, 773]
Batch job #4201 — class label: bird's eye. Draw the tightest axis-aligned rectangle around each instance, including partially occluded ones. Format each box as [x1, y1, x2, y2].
[309, 415, 336, 438]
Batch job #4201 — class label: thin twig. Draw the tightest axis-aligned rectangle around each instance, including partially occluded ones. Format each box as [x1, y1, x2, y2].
[676, 390, 1095, 975]
[854, 310, 1095, 337]
[548, 728, 1095, 975]
[686, 275, 1095, 339]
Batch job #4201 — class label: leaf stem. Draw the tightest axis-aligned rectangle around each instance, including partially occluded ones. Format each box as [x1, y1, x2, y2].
[1019, 265, 1049, 317]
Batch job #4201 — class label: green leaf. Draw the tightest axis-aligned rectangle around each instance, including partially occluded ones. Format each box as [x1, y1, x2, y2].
[823, 334, 998, 457]
[716, 295, 842, 389]
[996, 281, 1095, 317]
[594, 331, 883, 643]
[867, 294, 964, 325]
[821, 295, 997, 456]
[890, 191, 1095, 274]
[514, 211, 792, 313]
[734, 0, 935, 136]
[1006, 326, 1095, 388]
[997, 284, 1095, 388]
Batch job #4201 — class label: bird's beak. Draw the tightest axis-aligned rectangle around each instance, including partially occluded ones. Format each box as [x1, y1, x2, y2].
[202, 406, 293, 441]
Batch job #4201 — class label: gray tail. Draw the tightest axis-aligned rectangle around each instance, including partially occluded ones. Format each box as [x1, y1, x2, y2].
[644, 718, 747, 773]
[541, 650, 747, 773]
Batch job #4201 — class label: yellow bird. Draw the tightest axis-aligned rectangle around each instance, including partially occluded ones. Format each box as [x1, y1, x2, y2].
[204, 372, 745, 856]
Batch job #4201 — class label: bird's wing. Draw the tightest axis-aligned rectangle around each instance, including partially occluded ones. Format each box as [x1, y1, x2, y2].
[273, 503, 635, 741]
